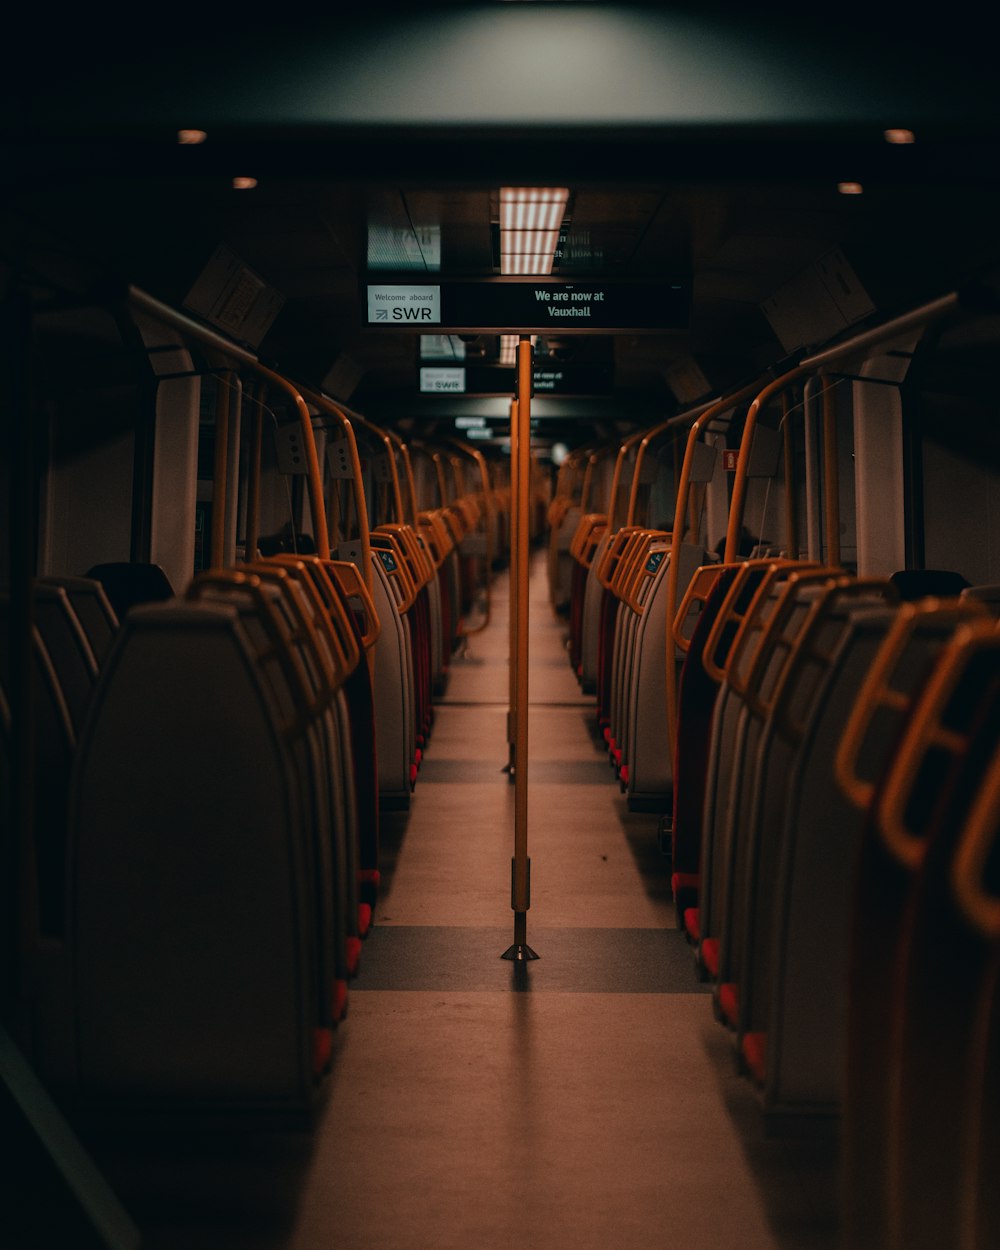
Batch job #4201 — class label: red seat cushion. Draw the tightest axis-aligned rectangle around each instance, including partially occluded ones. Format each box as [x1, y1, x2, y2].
[741, 1032, 767, 1085]
[313, 1027, 333, 1076]
[717, 982, 739, 1028]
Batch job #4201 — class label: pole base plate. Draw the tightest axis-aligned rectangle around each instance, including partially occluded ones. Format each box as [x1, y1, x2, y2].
[501, 944, 539, 962]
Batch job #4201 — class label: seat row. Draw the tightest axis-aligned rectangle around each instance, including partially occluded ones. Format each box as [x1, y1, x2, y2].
[1, 509, 498, 1113]
[559, 534, 1000, 1250]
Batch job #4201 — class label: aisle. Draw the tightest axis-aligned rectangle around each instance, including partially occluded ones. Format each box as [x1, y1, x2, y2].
[83, 551, 839, 1250]
[289, 552, 840, 1250]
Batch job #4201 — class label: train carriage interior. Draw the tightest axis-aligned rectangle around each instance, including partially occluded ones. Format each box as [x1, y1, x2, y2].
[3, 5, 1000, 1249]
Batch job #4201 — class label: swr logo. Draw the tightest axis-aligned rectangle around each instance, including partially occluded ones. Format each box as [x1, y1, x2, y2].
[392, 306, 435, 321]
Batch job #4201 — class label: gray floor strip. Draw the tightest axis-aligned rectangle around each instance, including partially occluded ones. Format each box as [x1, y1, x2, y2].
[353, 925, 713, 993]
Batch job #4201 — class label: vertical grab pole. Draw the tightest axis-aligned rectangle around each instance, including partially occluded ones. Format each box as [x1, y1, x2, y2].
[821, 375, 841, 567]
[209, 371, 231, 568]
[244, 382, 265, 564]
[507, 398, 518, 773]
[782, 390, 799, 559]
[503, 338, 539, 963]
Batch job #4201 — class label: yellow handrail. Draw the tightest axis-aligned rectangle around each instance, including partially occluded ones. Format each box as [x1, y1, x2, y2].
[876, 620, 999, 870]
[664, 374, 775, 755]
[128, 286, 334, 561]
[764, 575, 890, 738]
[671, 562, 739, 655]
[834, 599, 988, 811]
[698, 558, 794, 687]
[951, 735, 1000, 939]
[297, 386, 376, 594]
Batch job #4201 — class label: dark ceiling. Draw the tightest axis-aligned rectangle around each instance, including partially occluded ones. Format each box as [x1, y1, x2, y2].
[5, 4, 1000, 440]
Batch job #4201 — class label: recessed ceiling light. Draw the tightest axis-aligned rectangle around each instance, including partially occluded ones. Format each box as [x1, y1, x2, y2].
[500, 334, 536, 364]
[498, 187, 570, 274]
[499, 188, 569, 232]
[501, 228, 561, 256]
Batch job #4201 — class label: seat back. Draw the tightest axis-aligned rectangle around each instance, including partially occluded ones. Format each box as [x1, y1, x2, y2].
[67, 600, 328, 1108]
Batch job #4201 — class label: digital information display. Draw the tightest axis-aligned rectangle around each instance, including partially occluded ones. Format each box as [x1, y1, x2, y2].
[366, 278, 689, 333]
[419, 364, 612, 396]
[420, 366, 466, 393]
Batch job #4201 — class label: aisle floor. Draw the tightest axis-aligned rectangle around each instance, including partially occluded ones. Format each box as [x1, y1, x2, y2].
[82, 553, 840, 1250]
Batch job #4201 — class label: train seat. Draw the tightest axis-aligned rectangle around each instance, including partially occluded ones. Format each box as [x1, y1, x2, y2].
[243, 563, 368, 962]
[36, 574, 119, 666]
[889, 567, 971, 601]
[679, 561, 780, 950]
[707, 568, 852, 1034]
[838, 602, 994, 1249]
[962, 582, 1000, 615]
[946, 743, 1000, 1250]
[368, 546, 417, 811]
[189, 569, 357, 992]
[606, 533, 656, 780]
[670, 563, 744, 929]
[727, 585, 897, 1121]
[622, 540, 705, 812]
[31, 582, 100, 735]
[759, 600, 990, 1136]
[871, 624, 1000, 1250]
[579, 528, 613, 693]
[65, 599, 335, 1109]
[0, 599, 76, 940]
[567, 513, 608, 681]
[696, 561, 818, 980]
[84, 561, 174, 620]
[594, 526, 643, 741]
[286, 555, 382, 912]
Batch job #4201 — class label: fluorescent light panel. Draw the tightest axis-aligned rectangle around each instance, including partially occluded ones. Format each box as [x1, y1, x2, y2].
[500, 228, 560, 255]
[499, 333, 536, 364]
[499, 187, 569, 276]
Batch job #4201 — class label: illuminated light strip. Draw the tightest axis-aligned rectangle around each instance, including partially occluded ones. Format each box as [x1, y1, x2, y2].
[499, 186, 569, 232]
[499, 186, 569, 275]
[500, 228, 561, 255]
[500, 334, 536, 364]
[502, 254, 556, 276]
[501, 200, 565, 231]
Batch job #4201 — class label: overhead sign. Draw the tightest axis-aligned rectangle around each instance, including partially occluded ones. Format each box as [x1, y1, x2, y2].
[365, 277, 689, 333]
[367, 284, 442, 324]
[421, 334, 466, 360]
[530, 365, 612, 395]
[420, 366, 466, 393]
[427, 363, 613, 396]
